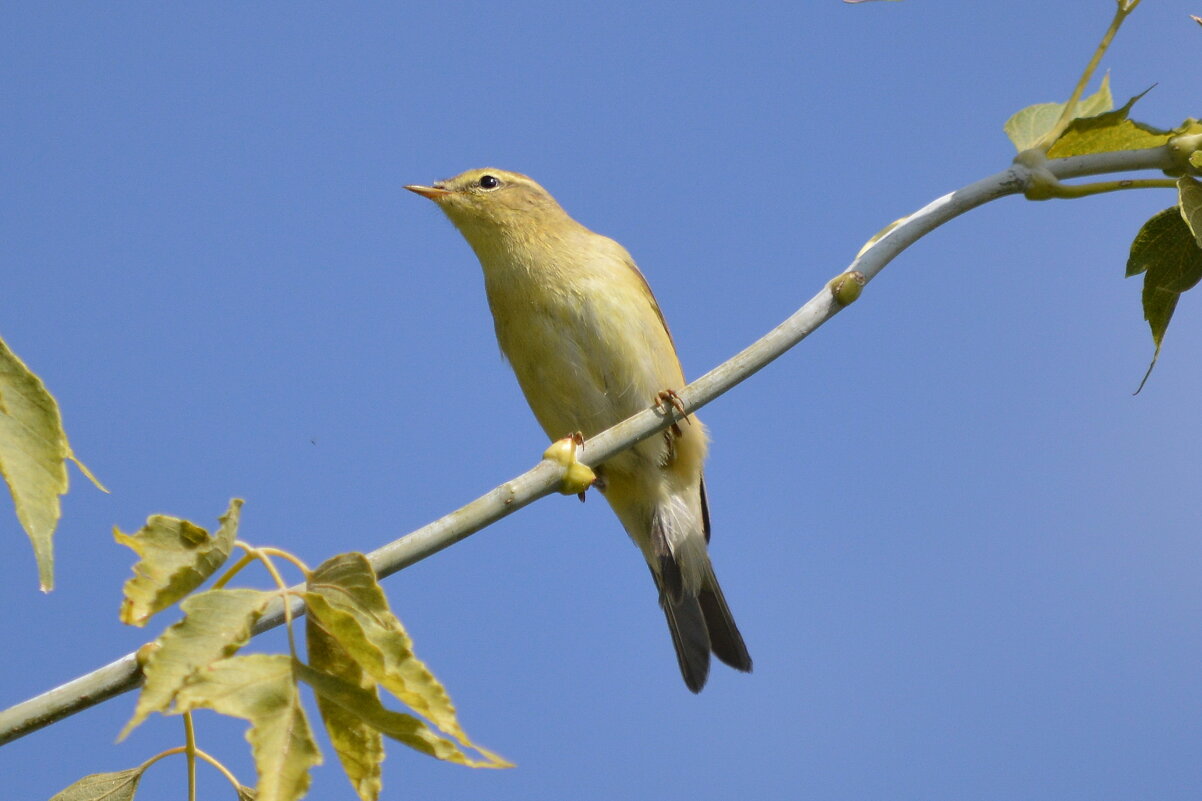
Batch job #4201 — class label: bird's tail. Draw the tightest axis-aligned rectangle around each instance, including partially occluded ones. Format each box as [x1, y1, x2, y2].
[653, 560, 752, 693]
[608, 468, 752, 691]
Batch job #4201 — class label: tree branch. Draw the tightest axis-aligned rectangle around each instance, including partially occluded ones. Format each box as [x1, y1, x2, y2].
[0, 143, 1179, 747]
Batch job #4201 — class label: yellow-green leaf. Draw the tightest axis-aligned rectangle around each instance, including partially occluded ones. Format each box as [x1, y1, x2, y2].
[1004, 74, 1112, 152]
[1126, 206, 1202, 388]
[49, 767, 144, 801]
[1004, 103, 1068, 152]
[238, 786, 258, 801]
[120, 588, 272, 739]
[0, 336, 72, 591]
[307, 601, 385, 799]
[174, 654, 320, 801]
[1177, 176, 1202, 248]
[304, 554, 504, 765]
[296, 661, 510, 769]
[1047, 88, 1172, 158]
[116, 498, 243, 625]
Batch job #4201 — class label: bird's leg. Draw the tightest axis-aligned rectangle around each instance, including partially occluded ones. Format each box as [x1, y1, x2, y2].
[654, 389, 689, 438]
[542, 431, 597, 501]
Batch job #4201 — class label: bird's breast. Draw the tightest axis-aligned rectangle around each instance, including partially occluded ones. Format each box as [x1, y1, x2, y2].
[484, 259, 682, 447]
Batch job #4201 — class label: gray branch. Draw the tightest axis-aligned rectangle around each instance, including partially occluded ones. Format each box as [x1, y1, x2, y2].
[0, 144, 1178, 747]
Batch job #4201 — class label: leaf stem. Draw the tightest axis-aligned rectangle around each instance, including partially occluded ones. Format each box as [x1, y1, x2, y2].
[1045, 0, 1142, 147]
[211, 550, 256, 590]
[1040, 177, 1177, 199]
[256, 547, 311, 576]
[183, 712, 198, 801]
[245, 547, 301, 659]
[139, 744, 246, 793]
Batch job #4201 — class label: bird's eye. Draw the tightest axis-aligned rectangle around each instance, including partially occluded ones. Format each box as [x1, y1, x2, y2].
[479, 174, 500, 190]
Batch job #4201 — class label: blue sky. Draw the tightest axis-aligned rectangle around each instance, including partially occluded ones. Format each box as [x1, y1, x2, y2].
[4, 2, 1202, 799]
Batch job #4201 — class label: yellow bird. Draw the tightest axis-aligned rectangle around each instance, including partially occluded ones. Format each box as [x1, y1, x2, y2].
[406, 168, 751, 692]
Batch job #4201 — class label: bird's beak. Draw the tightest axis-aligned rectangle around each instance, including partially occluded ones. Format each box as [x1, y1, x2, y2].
[405, 184, 452, 201]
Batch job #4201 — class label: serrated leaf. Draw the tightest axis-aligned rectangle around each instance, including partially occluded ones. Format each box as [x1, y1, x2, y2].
[1047, 88, 1172, 158]
[296, 661, 510, 769]
[307, 602, 384, 799]
[304, 554, 504, 765]
[116, 499, 243, 625]
[1177, 176, 1202, 248]
[121, 588, 272, 738]
[1004, 74, 1112, 151]
[49, 767, 144, 801]
[1126, 207, 1202, 388]
[174, 654, 321, 801]
[1127, 208, 1202, 290]
[0, 336, 71, 591]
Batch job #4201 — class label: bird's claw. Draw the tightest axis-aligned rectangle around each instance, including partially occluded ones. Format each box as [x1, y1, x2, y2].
[543, 433, 596, 500]
[654, 389, 689, 438]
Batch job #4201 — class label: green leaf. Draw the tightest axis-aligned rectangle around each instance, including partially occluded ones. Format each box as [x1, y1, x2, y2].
[307, 600, 385, 799]
[1126, 207, 1202, 388]
[1177, 176, 1202, 248]
[1047, 88, 1173, 158]
[116, 498, 243, 625]
[304, 553, 506, 765]
[49, 767, 144, 801]
[174, 654, 321, 801]
[0, 335, 81, 592]
[296, 661, 511, 769]
[120, 588, 272, 738]
[1004, 74, 1112, 152]
[1126, 207, 1202, 289]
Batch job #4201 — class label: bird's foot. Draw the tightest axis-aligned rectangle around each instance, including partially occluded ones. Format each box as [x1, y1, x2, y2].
[654, 389, 689, 438]
[543, 432, 596, 502]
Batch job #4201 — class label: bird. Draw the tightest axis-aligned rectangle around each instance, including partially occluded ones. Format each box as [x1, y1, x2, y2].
[405, 168, 751, 692]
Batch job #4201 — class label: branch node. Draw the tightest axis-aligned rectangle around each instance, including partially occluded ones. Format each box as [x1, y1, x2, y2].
[828, 271, 866, 307]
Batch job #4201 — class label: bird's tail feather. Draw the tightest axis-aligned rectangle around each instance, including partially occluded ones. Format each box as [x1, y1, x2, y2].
[631, 480, 751, 691]
[698, 564, 753, 672]
[654, 569, 710, 693]
[653, 561, 752, 692]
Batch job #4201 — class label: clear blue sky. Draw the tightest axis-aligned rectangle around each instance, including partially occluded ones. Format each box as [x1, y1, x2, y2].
[4, 3, 1201, 799]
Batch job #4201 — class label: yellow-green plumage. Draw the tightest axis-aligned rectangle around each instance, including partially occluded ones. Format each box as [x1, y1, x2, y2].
[406, 168, 751, 691]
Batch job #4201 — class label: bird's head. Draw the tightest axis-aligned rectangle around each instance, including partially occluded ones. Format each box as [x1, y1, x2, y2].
[405, 168, 568, 237]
